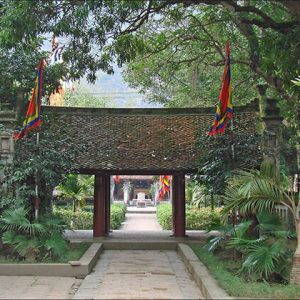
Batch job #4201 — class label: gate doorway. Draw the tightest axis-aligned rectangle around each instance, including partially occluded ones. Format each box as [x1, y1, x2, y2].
[93, 174, 186, 237]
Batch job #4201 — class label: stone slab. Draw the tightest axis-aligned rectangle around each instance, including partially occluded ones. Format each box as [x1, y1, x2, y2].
[177, 243, 232, 299]
[73, 250, 203, 299]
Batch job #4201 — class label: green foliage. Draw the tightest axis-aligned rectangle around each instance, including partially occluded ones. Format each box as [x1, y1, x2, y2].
[53, 208, 93, 230]
[196, 129, 262, 196]
[156, 203, 221, 230]
[191, 243, 300, 299]
[124, 4, 258, 107]
[207, 211, 295, 282]
[186, 207, 222, 230]
[56, 174, 94, 212]
[53, 203, 126, 230]
[185, 180, 208, 207]
[222, 161, 296, 219]
[156, 203, 173, 230]
[1, 1, 299, 114]
[110, 203, 127, 230]
[291, 76, 300, 87]
[0, 207, 67, 261]
[0, 117, 82, 213]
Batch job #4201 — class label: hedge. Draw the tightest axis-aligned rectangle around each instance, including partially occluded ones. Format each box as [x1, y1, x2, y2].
[156, 203, 221, 230]
[54, 203, 127, 230]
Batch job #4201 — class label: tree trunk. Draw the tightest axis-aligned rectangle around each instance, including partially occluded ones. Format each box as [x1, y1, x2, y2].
[291, 221, 300, 284]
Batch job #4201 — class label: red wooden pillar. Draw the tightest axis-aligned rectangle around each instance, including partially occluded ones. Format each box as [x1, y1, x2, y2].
[172, 173, 186, 237]
[105, 176, 111, 234]
[93, 174, 109, 237]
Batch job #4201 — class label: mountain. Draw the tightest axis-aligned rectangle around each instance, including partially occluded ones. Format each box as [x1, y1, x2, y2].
[79, 67, 161, 108]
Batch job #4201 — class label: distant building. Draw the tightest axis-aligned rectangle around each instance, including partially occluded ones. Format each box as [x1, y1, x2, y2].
[113, 175, 153, 201]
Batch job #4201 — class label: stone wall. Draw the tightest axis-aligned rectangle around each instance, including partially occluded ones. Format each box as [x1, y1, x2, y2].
[0, 110, 15, 164]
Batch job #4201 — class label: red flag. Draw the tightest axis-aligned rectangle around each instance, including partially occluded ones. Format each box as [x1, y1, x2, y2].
[208, 42, 233, 136]
[15, 59, 44, 140]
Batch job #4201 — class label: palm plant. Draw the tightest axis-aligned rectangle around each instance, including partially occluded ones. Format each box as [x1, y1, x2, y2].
[207, 210, 294, 281]
[206, 220, 252, 252]
[227, 212, 294, 281]
[0, 207, 67, 260]
[222, 161, 300, 284]
[56, 174, 91, 212]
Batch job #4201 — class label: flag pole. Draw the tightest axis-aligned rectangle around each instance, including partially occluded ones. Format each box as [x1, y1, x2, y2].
[34, 131, 40, 220]
[230, 120, 235, 162]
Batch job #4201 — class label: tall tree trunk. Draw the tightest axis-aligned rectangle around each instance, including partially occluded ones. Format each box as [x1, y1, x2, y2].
[291, 221, 300, 284]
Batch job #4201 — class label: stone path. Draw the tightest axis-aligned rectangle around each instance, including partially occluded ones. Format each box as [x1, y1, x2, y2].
[120, 213, 162, 231]
[0, 208, 208, 299]
[0, 276, 82, 299]
[73, 250, 203, 299]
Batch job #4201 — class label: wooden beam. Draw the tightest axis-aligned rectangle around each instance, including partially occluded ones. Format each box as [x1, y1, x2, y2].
[78, 169, 197, 175]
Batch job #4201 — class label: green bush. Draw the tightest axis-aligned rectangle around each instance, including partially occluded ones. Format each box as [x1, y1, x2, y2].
[53, 208, 93, 229]
[110, 203, 127, 229]
[156, 203, 221, 230]
[186, 207, 221, 230]
[53, 203, 127, 230]
[156, 203, 173, 230]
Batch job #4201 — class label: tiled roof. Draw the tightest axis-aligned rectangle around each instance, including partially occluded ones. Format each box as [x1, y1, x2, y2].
[42, 102, 259, 174]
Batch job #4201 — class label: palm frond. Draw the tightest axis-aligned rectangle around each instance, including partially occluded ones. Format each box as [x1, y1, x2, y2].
[43, 233, 67, 257]
[13, 235, 41, 257]
[206, 236, 224, 252]
[240, 239, 287, 279]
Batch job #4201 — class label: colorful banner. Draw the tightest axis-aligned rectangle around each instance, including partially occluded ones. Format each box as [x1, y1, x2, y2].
[15, 59, 44, 140]
[208, 42, 233, 136]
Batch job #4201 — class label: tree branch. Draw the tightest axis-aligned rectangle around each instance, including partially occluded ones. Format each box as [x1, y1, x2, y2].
[167, 0, 298, 33]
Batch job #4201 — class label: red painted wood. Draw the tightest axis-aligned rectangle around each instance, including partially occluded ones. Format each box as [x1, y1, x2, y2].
[105, 176, 111, 234]
[172, 174, 186, 237]
[93, 174, 107, 237]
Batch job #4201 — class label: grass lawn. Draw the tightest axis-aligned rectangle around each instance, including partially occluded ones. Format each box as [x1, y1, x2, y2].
[190, 243, 300, 299]
[0, 242, 91, 264]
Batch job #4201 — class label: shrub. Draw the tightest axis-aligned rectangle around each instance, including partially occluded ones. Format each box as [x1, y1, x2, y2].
[111, 203, 126, 229]
[186, 207, 222, 230]
[53, 203, 127, 230]
[156, 203, 172, 230]
[53, 207, 93, 229]
[0, 207, 67, 261]
[156, 203, 222, 230]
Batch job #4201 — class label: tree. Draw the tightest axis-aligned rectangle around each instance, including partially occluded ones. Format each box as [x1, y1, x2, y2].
[1, 0, 299, 152]
[222, 161, 300, 284]
[1, 1, 299, 104]
[0, 115, 82, 215]
[196, 128, 262, 198]
[56, 174, 94, 212]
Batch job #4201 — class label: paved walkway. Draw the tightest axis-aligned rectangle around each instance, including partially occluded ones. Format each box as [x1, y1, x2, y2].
[0, 208, 210, 299]
[0, 276, 82, 299]
[120, 213, 162, 231]
[73, 250, 203, 299]
[72, 210, 203, 299]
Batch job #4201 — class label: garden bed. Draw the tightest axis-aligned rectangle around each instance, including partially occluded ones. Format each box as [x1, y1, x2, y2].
[190, 243, 300, 299]
[0, 243, 102, 278]
[0, 242, 91, 264]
